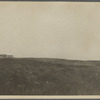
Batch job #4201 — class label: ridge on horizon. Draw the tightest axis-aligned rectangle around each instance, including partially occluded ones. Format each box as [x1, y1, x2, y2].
[6, 56, 100, 62]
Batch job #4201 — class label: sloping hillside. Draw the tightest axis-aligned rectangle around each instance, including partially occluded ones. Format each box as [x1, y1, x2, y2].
[0, 58, 100, 95]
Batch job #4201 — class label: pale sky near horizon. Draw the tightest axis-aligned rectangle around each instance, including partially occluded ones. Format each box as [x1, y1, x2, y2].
[0, 2, 100, 60]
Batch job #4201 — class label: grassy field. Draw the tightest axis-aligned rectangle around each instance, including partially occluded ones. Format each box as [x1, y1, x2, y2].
[0, 58, 100, 95]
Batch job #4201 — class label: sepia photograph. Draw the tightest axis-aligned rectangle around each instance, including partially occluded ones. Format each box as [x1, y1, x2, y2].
[0, 1, 100, 96]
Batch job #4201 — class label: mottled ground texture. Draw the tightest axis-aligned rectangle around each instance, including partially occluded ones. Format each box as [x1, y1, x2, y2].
[0, 58, 100, 95]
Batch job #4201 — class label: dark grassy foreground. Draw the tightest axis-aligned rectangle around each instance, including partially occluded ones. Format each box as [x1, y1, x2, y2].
[0, 58, 100, 95]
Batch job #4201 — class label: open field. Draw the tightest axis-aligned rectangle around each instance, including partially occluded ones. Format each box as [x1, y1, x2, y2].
[0, 58, 100, 95]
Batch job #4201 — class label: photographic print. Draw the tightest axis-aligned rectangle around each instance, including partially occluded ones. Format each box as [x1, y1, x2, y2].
[0, 2, 100, 96]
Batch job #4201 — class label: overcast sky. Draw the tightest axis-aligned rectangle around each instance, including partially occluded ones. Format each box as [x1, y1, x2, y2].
[0, 2, 100, 60]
